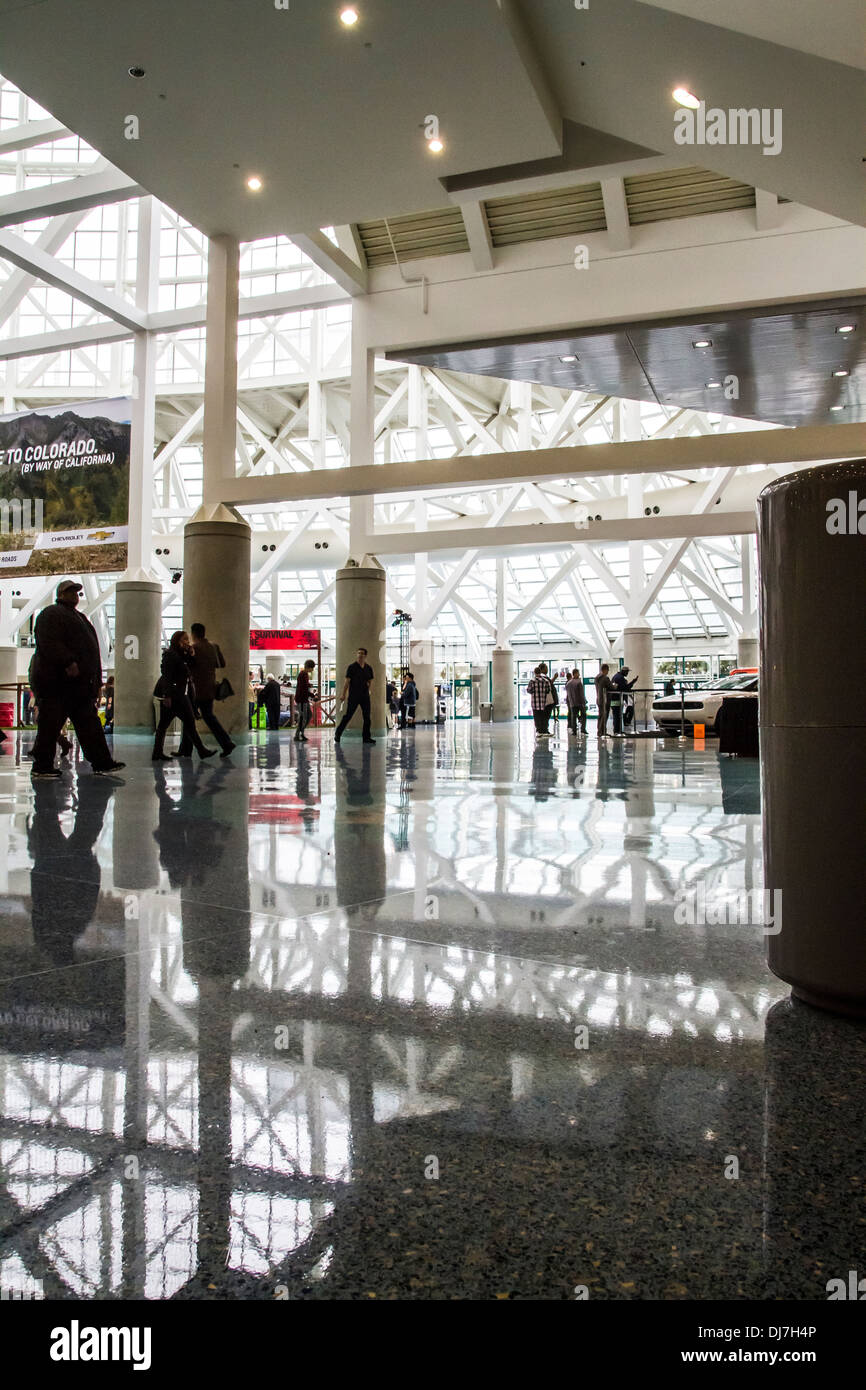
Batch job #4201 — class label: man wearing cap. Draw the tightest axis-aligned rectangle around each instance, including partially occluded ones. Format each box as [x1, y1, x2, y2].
[28, 580, 125, 779]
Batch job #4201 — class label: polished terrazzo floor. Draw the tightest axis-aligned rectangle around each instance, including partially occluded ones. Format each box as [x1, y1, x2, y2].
[0, 722, 863, 1301]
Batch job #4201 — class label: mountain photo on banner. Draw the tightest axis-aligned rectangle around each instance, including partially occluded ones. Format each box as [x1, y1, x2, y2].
[0, 397, 131, 576]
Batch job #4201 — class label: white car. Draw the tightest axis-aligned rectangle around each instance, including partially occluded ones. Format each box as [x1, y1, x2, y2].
[651, 673, 758, 735]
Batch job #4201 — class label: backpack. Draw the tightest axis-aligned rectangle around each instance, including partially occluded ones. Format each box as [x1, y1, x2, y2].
[405, 682, 419, 704]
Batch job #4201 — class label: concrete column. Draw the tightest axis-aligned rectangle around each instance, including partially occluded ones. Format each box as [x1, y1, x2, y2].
[201, 235, 239, 508]
[336, 560, 386, 737]
[114, 573, 163, 732]
[758, 459, 866, 1016]
[183, 505, 251, 736]
[737, 633, 758, 668]
[491, 647, 515, 722]
[348, 310, 374, 555]
[623, 621, 653, 727]
[127, 197, 159, 570]
[412, 496, 435, 722]
[262, 652, 286, 678]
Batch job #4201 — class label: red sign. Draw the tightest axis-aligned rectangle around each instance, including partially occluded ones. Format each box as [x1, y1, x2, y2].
[250, 628, 320, 652]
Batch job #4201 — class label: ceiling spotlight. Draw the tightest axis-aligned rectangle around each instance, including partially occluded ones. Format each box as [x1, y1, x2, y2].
[246, 175, 263, 192]
[833, 368, 850, 377]
[427, 137, 444, 154]
[171, 570, 182, 585]
[128, 66, 146, 79]
[692, 338, 712, 349]
[673, 87, 701, 109]
[706, 380, 722, 389]
[560, 354, 578, 363]
[830, 404, 845, 412]
[836, 324, 856, 334]
[340, 6, 359, 24]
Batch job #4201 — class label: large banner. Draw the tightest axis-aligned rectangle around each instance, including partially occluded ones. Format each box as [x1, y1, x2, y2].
[0, 397, 130, 576]
[250, 628, 320, 651]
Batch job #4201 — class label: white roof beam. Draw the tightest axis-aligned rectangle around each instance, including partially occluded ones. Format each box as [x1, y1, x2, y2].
[218, 422, 866, 507]
[755, 189, 781, 231]
[150, 284, 350, 333]
[0, 226, 146, 329]
[0, 210, 85, 326]
[460, 200, 494, 272]
[333, 224, 368, 270]
[601, 177, 631, 252]
[0, 116, 69, 153]
[0, 321, 129, 360]
[290, 231, 368, 296]
[0, 166, 142, 228]
[372, 510, 756, 557]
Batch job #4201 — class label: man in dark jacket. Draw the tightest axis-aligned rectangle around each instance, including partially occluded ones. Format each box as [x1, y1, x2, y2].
[176, 622, 235, 757]
[594, 664, 614, 737]
[260, 674, 282, 731]
[610, 664, 639, 734]
[29, 579, 124, 779]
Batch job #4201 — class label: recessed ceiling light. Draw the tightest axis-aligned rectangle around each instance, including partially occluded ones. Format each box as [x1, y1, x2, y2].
[692, 338, 712, 349]
[340, 6, 359, 24]
[830, 404, 845, 412]
[673, 87, 701, 109]
[427, 137, 444, 154]
[706, 380, 722, 389]
[560, 354, 578, 363]
[128, 66, 146, 78]
[836, 324, 856, 334]
[246, 175, 263, 192]
[833, 368, 849, 377]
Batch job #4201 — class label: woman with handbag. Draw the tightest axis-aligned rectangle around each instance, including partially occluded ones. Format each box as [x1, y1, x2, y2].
[175, 622, 236, 757]
[152, 631, 218, 762]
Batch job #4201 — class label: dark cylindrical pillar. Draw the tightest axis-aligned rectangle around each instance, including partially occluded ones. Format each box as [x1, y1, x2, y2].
[758, 459, 866, 1015]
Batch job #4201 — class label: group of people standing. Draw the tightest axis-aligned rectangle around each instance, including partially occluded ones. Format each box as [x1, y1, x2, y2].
[18, 577, 240, 777]
[527, 664, 585, 739]
[386, 672, 420, 729]
[527, 662, 642, 740]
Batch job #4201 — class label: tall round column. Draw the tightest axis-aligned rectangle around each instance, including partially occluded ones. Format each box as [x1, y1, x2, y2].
[336, 560, 386, 738]
[737, 633, 758, 669]
[261, 652, 286, 678]
[758, 460, 866, 1016]
[623, 621, 654, 727]
[183, 504, 251, 737]
[491, 647, 515, 722]
[114, 572, 163, 732]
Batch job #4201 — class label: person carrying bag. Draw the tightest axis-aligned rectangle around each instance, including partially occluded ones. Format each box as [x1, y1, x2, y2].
[152, 631, 218, 762]
[176, 623, 236, 757]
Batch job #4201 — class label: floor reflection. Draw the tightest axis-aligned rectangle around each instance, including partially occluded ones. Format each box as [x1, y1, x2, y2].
[0, 725, 862, 1299]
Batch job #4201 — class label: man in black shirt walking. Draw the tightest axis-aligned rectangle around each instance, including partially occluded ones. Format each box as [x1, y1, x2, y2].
[29, 579, 125, 779]
[334, 647, 376, 744]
